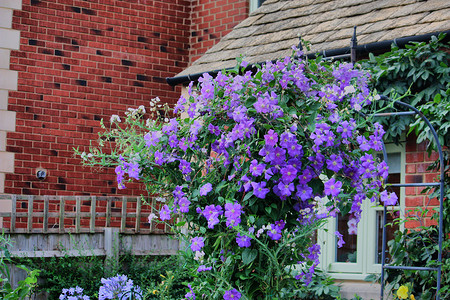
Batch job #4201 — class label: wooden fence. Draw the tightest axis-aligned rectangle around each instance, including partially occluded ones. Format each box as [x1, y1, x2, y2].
[0, 194, 167, 234]
[0, 194, 180, 258]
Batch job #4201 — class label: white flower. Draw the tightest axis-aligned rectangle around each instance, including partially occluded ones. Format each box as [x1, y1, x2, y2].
[138, 105, 146, 114]
[194, 251, 205, 261]
[110, 114, 121, 123]
[344, 85, 356, 95]
[148, 213, 157, 223]
[155, 197, 166, 203]
[81, 152, 87, 160]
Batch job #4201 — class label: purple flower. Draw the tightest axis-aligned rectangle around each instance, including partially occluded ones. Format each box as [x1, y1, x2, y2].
[357, 135, 371, 151]
[178, 197, 191, 213]
[267, 147, 286, 165]
[279, 131, 295, 149]
[154, 150, 165, 165]
[298, 168, 313, 184]
[159, 205, 171, 221]
[60, 286, 89, 300]
[197, 265, 212, 272]
[225, 202, 242, 219]
[225, 202, 242, 228]
[253, 96, 271, 113]
[324, 178, 342, 197]
[202, 205, 223, 229]
[377, 161, 389, 180]
[249, 159, 265, 177]
[277, 181, 294, 197]
[144, 131, 162, 147]
[185, 284, 196, 300]
[208, 124, 220, 136]
[287, 142, 303, 157]
[168, 134, 178, 148]
[173, 185, 185, 199]
[99, 274, 141, 300]
[267, 222, 284, 241]
[223, 289, 241, 300]
[326, 154, 343, 173]
[280, 165, 297, 183]
[179, 160, 192, 175]
[251, 181, 270, 199]
[115, 165, 126, 190]
[199, 183, 213, 196]
[264, 129, 278, 147]
[335, 231, 345, 248]
[190, 236, 205, 252]
[336, 120, 354, 139]
[380, 190, 398, 206]
[236, 232, 252, 248]
[296, 184, 313, 201]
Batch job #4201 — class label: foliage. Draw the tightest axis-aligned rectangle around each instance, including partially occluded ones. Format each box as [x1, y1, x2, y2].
[0, 233, 40, 299]
[23, 253, 106, 299]
[280, 270, 341, 299]
[78, 49, 389, 299]
[384, 224, 449, 300]
[362, 34, 450, 299]
[22, 253, 189, 300]
[120, 254, 190, 299]
[361, 33, 450, 144]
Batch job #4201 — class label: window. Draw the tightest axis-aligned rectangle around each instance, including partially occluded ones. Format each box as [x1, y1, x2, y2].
[318, 143, 405, 279]
[249, 0, 266, 13]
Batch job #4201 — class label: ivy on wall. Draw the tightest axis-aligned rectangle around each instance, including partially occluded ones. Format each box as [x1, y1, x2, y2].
[361, 33, 450, 147]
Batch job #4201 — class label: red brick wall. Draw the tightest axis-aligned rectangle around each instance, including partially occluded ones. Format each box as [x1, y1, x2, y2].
[6, 0, 192, 196]
[189, 0, 249, 64]
[5, 0, 249, 197]
[404, 137, 440, 228]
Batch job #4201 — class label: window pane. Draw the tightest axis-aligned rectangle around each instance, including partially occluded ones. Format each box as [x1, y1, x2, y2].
[376, 210, 399, 264]
[336, 214, 357, 263]
[375, 152, 401, 264]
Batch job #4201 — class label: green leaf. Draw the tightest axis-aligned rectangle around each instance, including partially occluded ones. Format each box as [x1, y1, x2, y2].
[242, 248, 258, 265]
[243, 191, 254, 202]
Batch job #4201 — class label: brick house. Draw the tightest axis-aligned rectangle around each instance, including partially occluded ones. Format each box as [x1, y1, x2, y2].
[167, 0, 449, 298]
[0, 0, 251, 232]
[0, 0, 448, 298]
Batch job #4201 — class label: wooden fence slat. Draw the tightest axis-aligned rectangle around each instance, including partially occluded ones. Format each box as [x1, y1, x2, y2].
[90, 196, 96, 233]
[27, 195, 33, 234]
[10, 195, 16, 233]
[76, 197, 81, 233]
[59, 197, 65, 234]
[135, 197, 142, 233]
[43, 196, 49, 233]
[106, 198, 111, 227]
[120, 197, 127, 233]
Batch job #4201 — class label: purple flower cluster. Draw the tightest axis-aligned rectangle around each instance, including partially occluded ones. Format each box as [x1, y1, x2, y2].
[59, 286, 89, 300]
[99, 274, 142, 300]
[115, 156, 141, 190]
[102, 50, 393, 298]
[267, 220, 285, 241]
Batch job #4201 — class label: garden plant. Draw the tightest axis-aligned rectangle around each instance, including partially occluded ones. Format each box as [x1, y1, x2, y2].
[362, 34, 449, 299]
[77, 48, 395, 299]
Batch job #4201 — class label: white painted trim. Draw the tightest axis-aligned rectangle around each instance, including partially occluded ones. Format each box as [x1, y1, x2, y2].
[0, 0, 20, 195]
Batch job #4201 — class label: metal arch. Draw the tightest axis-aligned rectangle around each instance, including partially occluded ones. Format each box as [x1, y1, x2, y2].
[373, 95, 445, 300]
